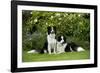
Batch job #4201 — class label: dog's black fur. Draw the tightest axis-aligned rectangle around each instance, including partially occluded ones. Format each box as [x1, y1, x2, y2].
[41, 40, 48, 54]
[57, 35, 66, 44]
[65, 42, 79, 52]
[47, 26, 56, 35]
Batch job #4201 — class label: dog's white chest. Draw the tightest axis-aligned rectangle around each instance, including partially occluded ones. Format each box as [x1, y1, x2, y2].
[47, 34, 56, 44]
[57, 42, 67, 54]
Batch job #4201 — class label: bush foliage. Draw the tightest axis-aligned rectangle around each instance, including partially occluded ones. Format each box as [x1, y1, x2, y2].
[22, 10, 90, 51]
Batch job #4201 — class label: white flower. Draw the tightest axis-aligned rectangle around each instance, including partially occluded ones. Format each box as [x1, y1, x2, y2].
[78, 14, 81, 17]
[34, 19, 37, 22]
[50, 16, 53, 19]
[46, 23, 48, 25]
[58, 23, 60, 25]
[55, 13, 60, 16]
[59, 18, 62, 20]
[30, 12, 32, 14]
[66, 14, 68, 16]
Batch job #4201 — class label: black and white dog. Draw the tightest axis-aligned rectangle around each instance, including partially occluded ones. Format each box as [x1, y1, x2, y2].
[27, 26, 57, 54]
[46, 26, 57, 54]
[56, 35, 85, 53]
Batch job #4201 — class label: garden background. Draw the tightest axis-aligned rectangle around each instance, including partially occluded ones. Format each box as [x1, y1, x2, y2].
[22, 10, 90, 62]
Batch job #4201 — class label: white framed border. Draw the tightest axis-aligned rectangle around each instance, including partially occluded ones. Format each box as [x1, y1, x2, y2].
[17, 5, 94, 68]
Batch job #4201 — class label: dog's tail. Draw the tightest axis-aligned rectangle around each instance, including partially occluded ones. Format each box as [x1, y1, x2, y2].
[77, 47, 85, 52]
[27, 50, 38, 53]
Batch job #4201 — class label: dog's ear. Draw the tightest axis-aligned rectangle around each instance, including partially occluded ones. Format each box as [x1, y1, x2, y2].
[53, 26, 56, 30]
[57, 35, 61, 42]
[63, 36, 66, 43]
[47, 26, 51, 30]
[47, 26, 51, 34]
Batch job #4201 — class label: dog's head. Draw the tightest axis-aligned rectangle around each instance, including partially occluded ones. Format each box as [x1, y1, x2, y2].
[57, 35, 66, 44]
[47, 26, 56, 35]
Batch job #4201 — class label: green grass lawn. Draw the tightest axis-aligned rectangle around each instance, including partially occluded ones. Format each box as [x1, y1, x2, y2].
[22, 50, 90, 62]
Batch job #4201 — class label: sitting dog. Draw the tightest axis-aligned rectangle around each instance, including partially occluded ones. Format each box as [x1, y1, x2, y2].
[27, 26, 57, 54]
[47, 26, 57, 54]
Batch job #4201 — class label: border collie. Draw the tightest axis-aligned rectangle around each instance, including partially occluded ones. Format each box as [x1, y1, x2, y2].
[47, 26, 57, 54]
[27, 26, 57, 54]
[57, 35, 85, 53]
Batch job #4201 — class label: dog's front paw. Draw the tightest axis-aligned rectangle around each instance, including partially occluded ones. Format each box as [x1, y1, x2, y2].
[48, 52, 52, 54]
[53, 52, 56, 54]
